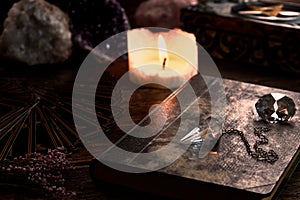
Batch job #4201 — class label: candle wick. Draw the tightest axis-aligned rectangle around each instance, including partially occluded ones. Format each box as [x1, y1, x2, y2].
[162, 58, 167, 70]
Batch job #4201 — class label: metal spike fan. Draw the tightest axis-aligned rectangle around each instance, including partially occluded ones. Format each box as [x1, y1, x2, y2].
[0, 68, 82, 160]
[0, 61, 121, 161]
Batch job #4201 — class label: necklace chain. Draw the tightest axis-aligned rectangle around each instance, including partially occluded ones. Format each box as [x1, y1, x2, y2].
[222, 127, 279, 164]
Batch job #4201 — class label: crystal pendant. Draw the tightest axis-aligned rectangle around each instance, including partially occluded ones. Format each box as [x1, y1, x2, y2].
[255, 93, 296, 123]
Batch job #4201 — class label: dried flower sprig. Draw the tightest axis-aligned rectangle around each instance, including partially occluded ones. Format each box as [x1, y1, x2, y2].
[0, 147, 76, 199]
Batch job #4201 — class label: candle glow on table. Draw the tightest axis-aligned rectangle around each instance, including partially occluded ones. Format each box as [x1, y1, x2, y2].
[127, 28, 198, 89]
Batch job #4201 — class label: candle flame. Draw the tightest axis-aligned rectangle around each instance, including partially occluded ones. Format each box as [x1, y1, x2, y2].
[158, 35, 168, 69]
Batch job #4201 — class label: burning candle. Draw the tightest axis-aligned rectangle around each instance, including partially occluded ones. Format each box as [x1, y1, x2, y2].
[127, 28, 198, 89]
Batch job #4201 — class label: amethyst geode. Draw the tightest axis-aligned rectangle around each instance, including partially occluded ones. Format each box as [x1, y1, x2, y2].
[65, 0, 130, 49]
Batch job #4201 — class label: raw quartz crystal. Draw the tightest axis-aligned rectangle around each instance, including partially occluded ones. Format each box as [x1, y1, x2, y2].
[0, 0, 72, 65]
[255, 93, 296, 123]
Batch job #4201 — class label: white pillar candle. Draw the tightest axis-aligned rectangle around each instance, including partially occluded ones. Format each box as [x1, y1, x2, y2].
[127, 28, 198, 89]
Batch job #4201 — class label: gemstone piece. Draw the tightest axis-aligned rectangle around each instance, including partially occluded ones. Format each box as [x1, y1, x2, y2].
[255, 93, 296, 123]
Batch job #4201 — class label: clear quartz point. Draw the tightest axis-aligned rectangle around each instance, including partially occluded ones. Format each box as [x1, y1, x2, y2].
[255, 93, 296, 123]
[181, 127, 215, 158]
[180, 127, 212, 144]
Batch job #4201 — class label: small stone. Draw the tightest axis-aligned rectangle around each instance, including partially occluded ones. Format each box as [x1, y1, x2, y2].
[0, 0, 72, 65]
[255, 93, 296, 123]
[135, 0, 197, 28]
